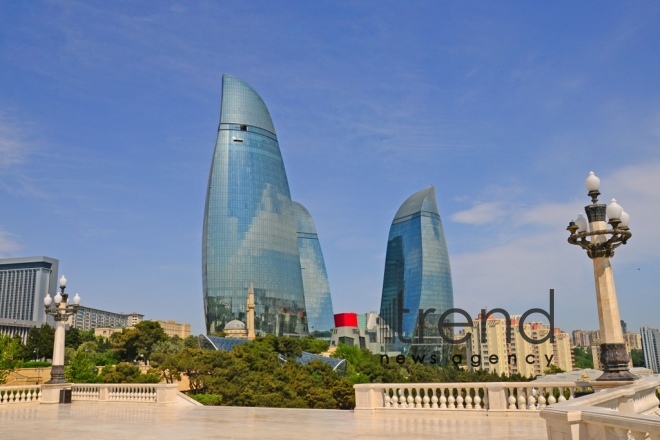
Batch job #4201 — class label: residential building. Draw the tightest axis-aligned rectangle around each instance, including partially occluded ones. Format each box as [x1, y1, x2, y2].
[292, 201, 334, 333]
[156, 320, 191, 338]
[72, 306, 132, 331]
[94, 319, 189, 339]
[202, 74, 307, 337]
[624, 332, 642, 350]
[571, 329, 600, 348]
[466, 314, 573, 377]
[126, 313, 144, 327]
[378, 186, 454, 364]
[0, 256, 58, 342]
[640, 326, 660, 373]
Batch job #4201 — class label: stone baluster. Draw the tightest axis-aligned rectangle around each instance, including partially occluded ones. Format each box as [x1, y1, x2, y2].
[473, 388, 482, 409]
[517, 387, 527, 410]
[439, 388, 447, 409]
[431, 389, 438, 408]
[414, 388, 422, 408]
[456, 389, 464, 409]
[527, 387, 536, 410]
[447, 392, 455, 409]
[558, 387, 567, 403]
[538, 387, 547, 409]
[465, 390, 473, 409]
[507, 388, 517, 409]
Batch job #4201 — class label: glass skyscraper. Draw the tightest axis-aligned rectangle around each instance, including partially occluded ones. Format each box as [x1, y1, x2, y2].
[293, 201, 334, 333]
[203, 74, 307, 336]
[379, 186, 454, 364]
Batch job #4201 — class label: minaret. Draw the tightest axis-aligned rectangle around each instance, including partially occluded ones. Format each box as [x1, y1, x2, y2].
[247, 282, 256, 340]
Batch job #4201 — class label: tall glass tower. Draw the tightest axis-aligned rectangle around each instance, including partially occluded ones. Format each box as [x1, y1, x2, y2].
[203, 74, 307, 336]
[292, 201, 335, 333]
[379, 186, 454, 364]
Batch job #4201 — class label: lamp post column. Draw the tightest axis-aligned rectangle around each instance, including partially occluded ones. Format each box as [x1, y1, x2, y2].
[48, 302, 68, 384]
[43, 275, 81, 393]
[585, 203, 624, 344]
[585, 204, 630, 380]
[568, 172, 635, 382]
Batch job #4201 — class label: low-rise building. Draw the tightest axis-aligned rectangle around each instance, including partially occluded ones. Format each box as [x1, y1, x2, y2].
[330, 312, 393, 355]
[157, 320, 191, 339]
[624, 332, 642, 350]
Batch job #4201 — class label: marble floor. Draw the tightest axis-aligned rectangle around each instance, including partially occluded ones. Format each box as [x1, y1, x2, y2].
[0, 403, 548, 439]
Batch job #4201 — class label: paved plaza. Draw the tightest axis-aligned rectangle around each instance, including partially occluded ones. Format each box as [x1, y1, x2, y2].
[0, 403, 547, 440]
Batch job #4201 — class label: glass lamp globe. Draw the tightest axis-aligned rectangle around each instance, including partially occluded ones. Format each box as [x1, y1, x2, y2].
[585, 171, 600, 192]
[575, 214, 588, 233]
[606, 199, 623, 220]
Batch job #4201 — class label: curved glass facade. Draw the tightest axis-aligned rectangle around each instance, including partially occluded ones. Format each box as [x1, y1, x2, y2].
[203, 74, 307, 336]
[379, 186, 454, 364]
[293, 201, 335, 332]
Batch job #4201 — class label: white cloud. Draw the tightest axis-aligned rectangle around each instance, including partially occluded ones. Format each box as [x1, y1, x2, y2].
[517, 201, 582, 227]
[0, 113, 30, 169]
[450, 202, 505, 225]
[0, 227, 21, 256]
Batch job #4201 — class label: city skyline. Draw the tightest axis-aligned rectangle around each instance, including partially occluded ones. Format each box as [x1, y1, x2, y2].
[1, 2, 660, 335]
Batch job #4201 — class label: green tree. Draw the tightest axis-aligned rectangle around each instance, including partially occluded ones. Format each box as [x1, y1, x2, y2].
[183, 335, 199, 348]
[0, 335, 22, 384]
[65, 328, 95, 350]
[299, 337, 329, 354]
[631, 348, 645, 367]
[98, 362, 159, 383]
[573, 347, 594, 369]
[543, 364, 565, 375]
[111, 320, 168, 361]
[22, 325, 54, 361]
[65, 348, 98, 383]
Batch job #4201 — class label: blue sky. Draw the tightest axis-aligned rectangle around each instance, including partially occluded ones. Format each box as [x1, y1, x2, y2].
[1, 1, 659, 336]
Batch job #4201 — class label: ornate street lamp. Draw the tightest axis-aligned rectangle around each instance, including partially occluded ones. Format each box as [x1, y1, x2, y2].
[43, 275, 81, 384]
[566, 172, 635, 381]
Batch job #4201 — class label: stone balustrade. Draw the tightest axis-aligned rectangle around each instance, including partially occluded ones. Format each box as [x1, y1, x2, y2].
[354, 381, 589, 413]
[0, 385, 42, 404]
[71, 383, 178, 403]
[0, 383, 178, 405]
[541, 376, 660, 440]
